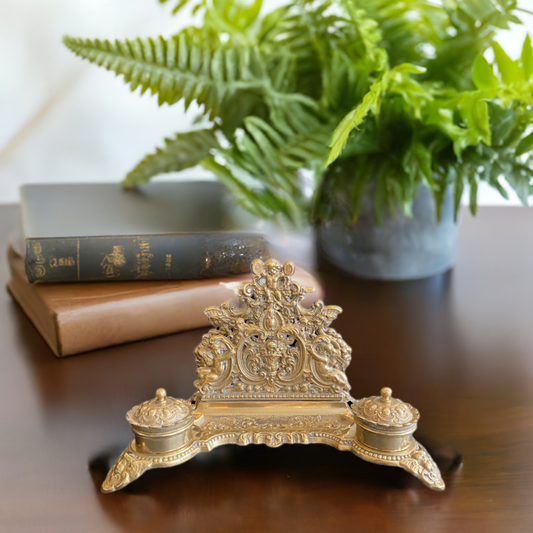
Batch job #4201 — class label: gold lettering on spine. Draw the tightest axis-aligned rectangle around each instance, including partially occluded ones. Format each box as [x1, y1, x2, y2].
[32, 242, 46, 278]
[165, 254, 172, 271]
[136, 238, 153, 279]
[50, 257, 75, 268]
[101, 245, 127, 278]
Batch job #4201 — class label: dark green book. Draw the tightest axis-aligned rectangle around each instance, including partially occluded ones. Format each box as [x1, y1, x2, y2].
[21, 182, 269, 283]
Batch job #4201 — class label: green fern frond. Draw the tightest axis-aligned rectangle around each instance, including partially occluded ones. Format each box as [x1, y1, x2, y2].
[233, 110, 329, 178]
[201, 158, 274, 218]
[160, 0, 263, 32]
[257, 5, 290, 44]
[206, 113, 331, 223]
[204, 0, 263, 34]
[158, 0, 206, 15]
[259, 2, 345, 99]
[327, 63, 427, 165]
[426, 0, 520, 89]
[122, 129, 218, 187]
[203, 156, 305, 224]
[327, 77, 385, 166]
[63, 34, 272, 118]
[277, 126, 331, 171]
[341, 3, 382, 61]
[359, 0, 448, 66]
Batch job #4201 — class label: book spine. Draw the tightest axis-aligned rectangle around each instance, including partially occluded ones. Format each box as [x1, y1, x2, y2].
[25, 234, 269, 283]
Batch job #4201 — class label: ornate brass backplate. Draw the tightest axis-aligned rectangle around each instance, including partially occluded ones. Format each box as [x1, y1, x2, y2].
[102, 259, 445, 493]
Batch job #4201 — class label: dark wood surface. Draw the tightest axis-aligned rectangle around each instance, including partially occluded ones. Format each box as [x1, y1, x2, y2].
[1, 204, 532, 533]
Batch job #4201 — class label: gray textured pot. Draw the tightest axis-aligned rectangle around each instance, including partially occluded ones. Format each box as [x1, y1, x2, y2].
[316, 184, 458, 280]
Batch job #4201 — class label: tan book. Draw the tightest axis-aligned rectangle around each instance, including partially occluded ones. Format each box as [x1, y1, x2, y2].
[6, 247, 324, 357]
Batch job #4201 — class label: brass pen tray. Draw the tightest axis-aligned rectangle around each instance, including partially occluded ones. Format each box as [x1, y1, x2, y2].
[103, 259, 445, 493]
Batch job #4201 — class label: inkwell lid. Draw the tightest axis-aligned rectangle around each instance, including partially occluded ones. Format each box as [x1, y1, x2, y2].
[126, 388, 192, 429]
[351, 387, 420, 428]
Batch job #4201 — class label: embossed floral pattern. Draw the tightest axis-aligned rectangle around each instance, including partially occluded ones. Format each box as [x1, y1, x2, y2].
[102, 445, 153, 493]
[127, 395, 192, 428]
[199, 415, 349, 440]
[400, 443, 445, 490]
[352, 395, 419, 427]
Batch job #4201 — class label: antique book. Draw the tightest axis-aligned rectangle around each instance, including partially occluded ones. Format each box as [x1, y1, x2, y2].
[6, 247, 323, 357]
[20, 181, 268, 283]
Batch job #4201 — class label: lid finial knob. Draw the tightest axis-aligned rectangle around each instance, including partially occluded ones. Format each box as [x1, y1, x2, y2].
[156, 388, 167, 403]
[381, 387, 392, 403]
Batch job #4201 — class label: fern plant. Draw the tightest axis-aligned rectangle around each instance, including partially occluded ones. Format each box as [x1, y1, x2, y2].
[64, 0, 533, 225]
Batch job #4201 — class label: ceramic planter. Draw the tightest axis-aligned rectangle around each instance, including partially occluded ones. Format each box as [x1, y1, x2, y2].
[316, 184, 458, 280]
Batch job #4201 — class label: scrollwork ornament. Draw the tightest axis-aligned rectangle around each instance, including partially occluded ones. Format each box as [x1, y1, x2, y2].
[195, 259, 352, 398]
[400, 443, 445, 490]
[194, 335, 235, 392]
[102, 445, 153, 493]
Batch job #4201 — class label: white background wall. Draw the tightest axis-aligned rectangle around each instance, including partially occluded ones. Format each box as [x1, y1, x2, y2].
[0, 0, 532, 205]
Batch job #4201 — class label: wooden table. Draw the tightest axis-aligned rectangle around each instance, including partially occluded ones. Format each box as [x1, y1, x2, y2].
[1, 204, 532, 533]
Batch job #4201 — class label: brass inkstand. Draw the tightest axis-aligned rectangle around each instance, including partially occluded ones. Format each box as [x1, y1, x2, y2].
[102, 259, 445, 493]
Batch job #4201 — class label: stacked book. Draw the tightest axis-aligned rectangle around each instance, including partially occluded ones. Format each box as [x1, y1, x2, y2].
[8, 181, 323, 357]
